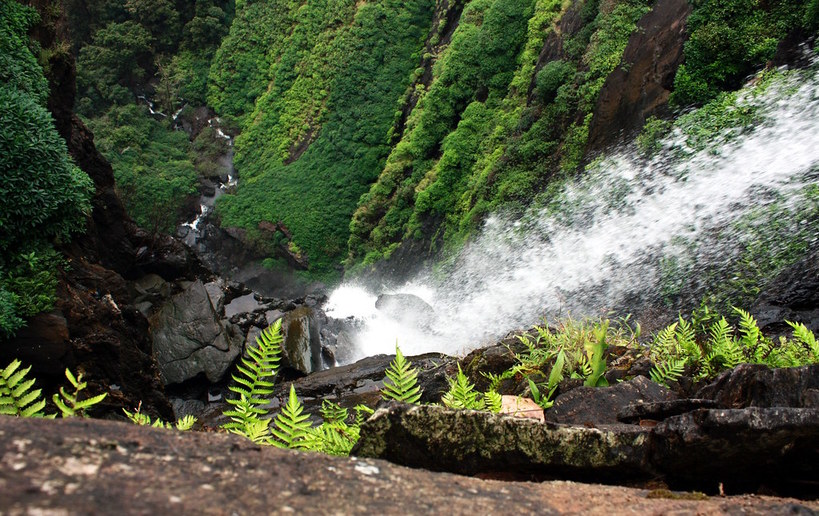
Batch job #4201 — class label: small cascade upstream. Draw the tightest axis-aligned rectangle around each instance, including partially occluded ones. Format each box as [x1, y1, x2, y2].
[327, 61, 819, 362]
[179, 116, 237, 247]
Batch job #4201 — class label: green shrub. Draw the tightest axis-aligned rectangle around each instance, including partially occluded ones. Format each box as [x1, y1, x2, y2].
[535, 60, 574, 104]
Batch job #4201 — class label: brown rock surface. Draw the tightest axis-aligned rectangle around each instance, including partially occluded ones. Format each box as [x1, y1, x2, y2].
[1, 417, 817, 515]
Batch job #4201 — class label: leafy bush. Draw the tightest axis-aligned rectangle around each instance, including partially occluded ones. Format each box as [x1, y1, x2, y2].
[0, 2, 93, 338]
[670, 0, 814, 107]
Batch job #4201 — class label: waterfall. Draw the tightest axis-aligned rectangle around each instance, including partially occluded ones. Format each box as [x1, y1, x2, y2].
[328, 60, 819, 361]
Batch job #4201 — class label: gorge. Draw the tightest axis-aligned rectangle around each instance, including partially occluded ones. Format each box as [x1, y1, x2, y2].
[2, 0, 819, 510]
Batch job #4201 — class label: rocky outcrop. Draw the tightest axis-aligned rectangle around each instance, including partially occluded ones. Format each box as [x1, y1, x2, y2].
[150, 280, 243, 385]
[695, 364, 819, 409]
[4, 417, 816, 515]
[751, 246, 819, 335]
[375, 293, 437, 329]
[354, 404, 652, 482]
[586, 0, 691, 151]
[354, 402, 819, 495]
[544, 376, 677, 425]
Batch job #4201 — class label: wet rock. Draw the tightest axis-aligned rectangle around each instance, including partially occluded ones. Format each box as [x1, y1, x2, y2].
[752, 246, 819, 335]
[586, 0, 691, 150]
[150, 280, 242, 385]
[375, 293, 436, 327]
[4, 417, 815, 515]
[265, 309, 284, 325]
[651, 407, 819, 492]
[204, 280, 226, 314]
[696, 364, 819, 408]
[545, 376, 677, 425]
[224, 293, 264, 320]
[132, 273, 170, 298]
[353, 403, 651, 481]
[460, 334, 528, 392]
[280, 307, 324, 375]
[617, 399, 719, 424]
[171, 398, 206, 420]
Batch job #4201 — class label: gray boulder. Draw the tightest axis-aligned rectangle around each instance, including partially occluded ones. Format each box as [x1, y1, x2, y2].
[375, 293, 436, 327]
[150, 280, 242, 385]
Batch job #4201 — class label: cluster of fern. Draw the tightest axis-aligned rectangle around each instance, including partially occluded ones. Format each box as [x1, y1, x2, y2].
[381, 346, 503, 413]
[0, 360, 107, 418]
[649, 307, 819, 386]
[221, 320, 371, 455]
[481, 318, 640, 408]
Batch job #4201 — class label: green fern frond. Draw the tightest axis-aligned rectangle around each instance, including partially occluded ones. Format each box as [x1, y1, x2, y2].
[787, 321, 819, 362]
[483, 389, 503, 413]
[320, 400, 348, 424]
[0, 360, 48, 418]
[442, 365, 483, 410]
[228, 320, 282, 404]
[271, 385, 313, 450]
[52, 369, 107, 418]
[175, 415, 197, 431]
[381, 346, 422, 404]
[583, 320, 609, 387]
[353, 404, 374, 426]
[650, 358, 685, 387]
[734, 307, 763, 360]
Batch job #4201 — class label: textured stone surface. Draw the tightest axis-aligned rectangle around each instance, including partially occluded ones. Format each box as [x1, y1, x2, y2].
[4, 417, 815, 515]
[280, 307, 324, 375]
[150, 280, 242, 385]
[586, 0, 691, 150]
[651, 407, 819, 492]
[353, 404, 651, 481]
[696, 364, 819, 409]
[224, 293, 264, 320]
[545, 376, 677, 425]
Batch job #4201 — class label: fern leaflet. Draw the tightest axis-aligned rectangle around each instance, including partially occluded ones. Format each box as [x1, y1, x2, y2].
[271, 385, 313, 449]
[381, 346, 422, 404]
[0, 360, 49, 418]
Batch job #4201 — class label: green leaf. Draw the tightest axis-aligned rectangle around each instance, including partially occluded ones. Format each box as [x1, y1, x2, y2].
[381, 346, 422, 404]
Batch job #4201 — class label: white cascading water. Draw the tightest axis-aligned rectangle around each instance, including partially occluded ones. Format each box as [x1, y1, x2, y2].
[326, 59, 819, 362]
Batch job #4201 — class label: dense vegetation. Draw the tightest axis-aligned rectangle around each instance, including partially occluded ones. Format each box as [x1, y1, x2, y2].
[0, 2, 93, 338]
[71, 0, 233, 236]
[212, 0, 436, 273]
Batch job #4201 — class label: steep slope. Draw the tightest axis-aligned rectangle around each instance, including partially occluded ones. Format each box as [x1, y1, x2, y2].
[211, 0, 436, 273]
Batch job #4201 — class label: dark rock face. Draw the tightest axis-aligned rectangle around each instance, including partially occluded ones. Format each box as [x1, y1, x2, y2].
[651, 408, 819, 492]
[752, 246, 819, 335]
[353, 404, 652, 481]
[544, 376, 678, 425]
[586, 0, 691, 151]
[354, 403, 819, 496]
[150, 280, 243, 385]
[4, 417, 815, 515]
[695, 364, 819, 409]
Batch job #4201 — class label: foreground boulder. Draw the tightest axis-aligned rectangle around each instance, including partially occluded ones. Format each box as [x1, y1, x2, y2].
[353, 404, 652, 482]
[354, 403, 819, 496]
[3, 417, 816, 514]
[150, 280, 243, 385]
[695, 364, 819, 408]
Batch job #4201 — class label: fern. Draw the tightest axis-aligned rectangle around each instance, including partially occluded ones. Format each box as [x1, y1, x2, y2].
[442, 365, 483, 410]
[0, 360, 50, 418]
[381, 345, 422, 404]
[735, 307, 765, 361]
[483, 389, 503, 413]
[787, 321, 819, 362]
[708, 317, 742, 369]
[650, 358, 685, 387]
[123, 403, 197, 431]
[223, 320, 282, 437]
[319, 400, 348, 424]
[53, 369, 107, 418]
[271, 384, 313, 449]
